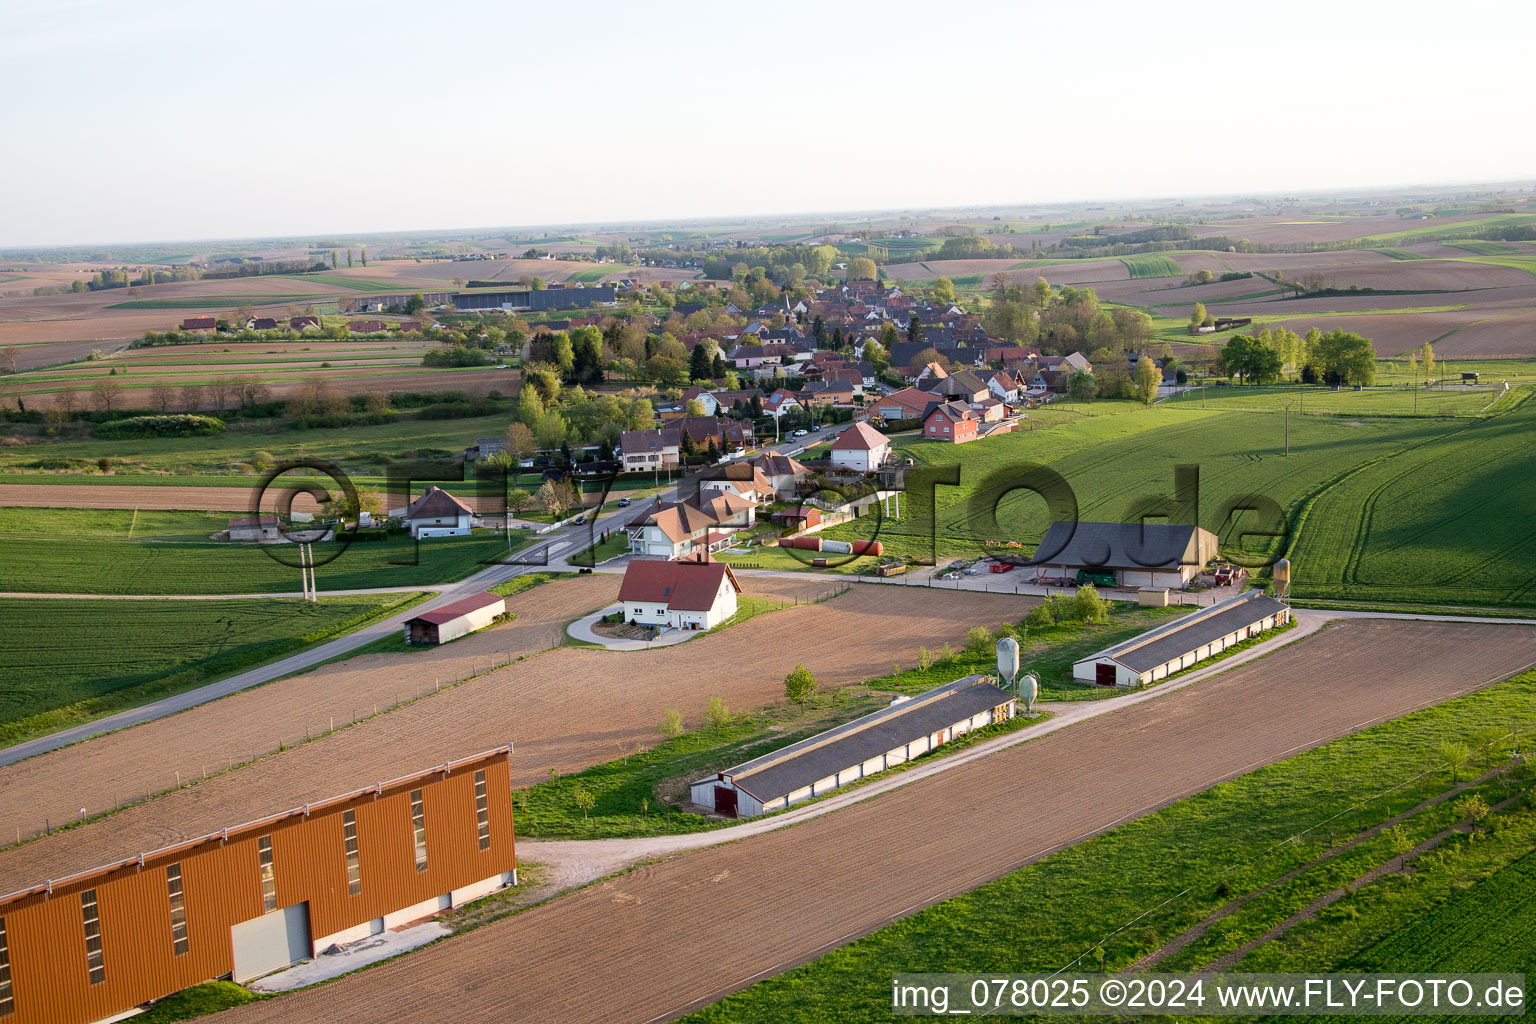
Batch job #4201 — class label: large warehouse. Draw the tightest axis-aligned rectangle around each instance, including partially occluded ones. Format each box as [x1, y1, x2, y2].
[450, 285, 616, 312]
[1031, 520, 1220, 588]
[691, 675, 1016, 817]
[1073, 589, 1290, 687]
[0, 748, 517, 1024]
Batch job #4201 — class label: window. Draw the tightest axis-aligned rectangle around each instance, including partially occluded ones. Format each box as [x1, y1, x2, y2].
[80, 889, 105, 985]
[342, 811, 361, 895]
[258, 835, 277, 913]
[0, 915, 13, 1017]
[166, 863, 189, 956]
[410, 789, 428, 872]
[474, 770, 490, 850]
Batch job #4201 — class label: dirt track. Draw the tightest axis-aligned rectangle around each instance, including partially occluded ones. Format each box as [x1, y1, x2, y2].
[0, 583, 1030, 893]
[209, 618, 1536, 1024]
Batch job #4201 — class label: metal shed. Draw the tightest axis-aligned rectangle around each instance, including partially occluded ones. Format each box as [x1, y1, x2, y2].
[403, 592, 505, 645]
[691, 675, 1016, 818]
[1072, 590, 1290, 687]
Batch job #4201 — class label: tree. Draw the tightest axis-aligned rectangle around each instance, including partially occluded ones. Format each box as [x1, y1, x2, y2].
[0, 347, 18, 373]
[90, 378, 122, 413]
[347, 249, 354, 268]
[149, 383, 175, 412]
[572, 786, 594, 823]
[931, 278, 956, 305]
[705, 696, 730, 733]
[1312, 330, 1377, 386]
[656, 709, 684, 739]
[1067, 369, 1097, 400]
[964, 626, 994, 657]
[688, 342, 713, 381]
[907, 315, 925, 346]
[684, 398, 707, 418]
[1133, 356, 1161, 405]
[323, 486, 381, 522]
[533, 409, 568, 450]
[506, 487, 533, 516]
[847, 256, 877, 281]
[1188, 302, 1208, 335]
[56, 387, 80, 419]
[359, 246, 367, 268]
[1420, 342, 1435, 376]
[534, 478, 577, 517]
[784, 664, 818, 706]
[505, 421, 536, 462]
[1439, 740, 1472, 784]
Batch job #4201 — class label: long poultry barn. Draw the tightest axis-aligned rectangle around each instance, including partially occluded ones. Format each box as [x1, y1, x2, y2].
[0, 748, 517, 1024]
[1072, 589, 1290, 687]
[691, 675, 1017, 818]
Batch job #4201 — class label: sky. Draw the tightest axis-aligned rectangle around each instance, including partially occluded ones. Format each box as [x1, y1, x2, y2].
[2, 0, 1533, 247]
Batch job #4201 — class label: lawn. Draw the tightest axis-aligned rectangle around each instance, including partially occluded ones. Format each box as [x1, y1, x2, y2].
[1159, 382, 1499, 417]
[1120, 253, 1182, 279]
[0, 509, 528, 594]
[566, 530, 629, 567]
[679, 670, 1536, 1024]
[814, 398, 1535, 607]
[0, 591, 424, 744]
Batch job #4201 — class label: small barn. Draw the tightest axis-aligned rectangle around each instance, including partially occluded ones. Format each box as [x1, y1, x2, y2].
[228, 514, 282, 542]
[618, 558, 741, 631]
[691, 675, 1016, 817]
[1031, 520, 1219, 589]
[403, 591, 505, 645]
[1072, 589, 1290, 687]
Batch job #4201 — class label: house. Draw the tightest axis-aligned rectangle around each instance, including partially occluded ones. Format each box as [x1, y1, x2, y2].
[618, 557, 742, 631]
[691, 674, 1016, 817]
[247, 317, 279, 331]
[403, 592, 505, 644]
[227, 513, 282, 542]
[620, 428, 681, 471]
[923, 401, 980, 443]
[911, 361, 949, 388]
[1031, 520, 1219, 589]
[397, 486, 473, 538]
[799, 379, 857, 407]
[1072, 590, 1290, 687]
[828, 421, 891, 472]
[925, 368, 990, 403]
[728, 344, 769, 369]
[290, 315, 321, 330]
[1034, 369, 1070, 393]
[180, 316, 217, 332]
[871, 387, 939, 424]
[346, 320, 388, 334]
[625, 492, 756, 560]
[748, 451, 810, 496]
[987, 371, 1022, 403]
[1040, 351, 1092, 374]
[771, 506, 822, 530]
[695, 462, 775, 502]
[762, 388, 802, 420]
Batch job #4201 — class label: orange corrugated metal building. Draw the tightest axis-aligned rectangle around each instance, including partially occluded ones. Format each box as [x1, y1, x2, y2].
[0, 746, 517, 1024]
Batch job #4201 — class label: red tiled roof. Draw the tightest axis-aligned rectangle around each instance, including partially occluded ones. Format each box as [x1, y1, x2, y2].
[406, 591, 504, 626]
[617, 559, 740, 611]
[830, 421, 889, 451]
[403, 486, 473, 520]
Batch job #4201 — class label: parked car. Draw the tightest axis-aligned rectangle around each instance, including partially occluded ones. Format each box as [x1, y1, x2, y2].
[793, 429, 809, 437]
[617, 496, 632, 507]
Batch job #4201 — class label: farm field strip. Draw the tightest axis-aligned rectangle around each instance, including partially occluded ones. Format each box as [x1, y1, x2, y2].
[0, 585, 1031, 888]
[216, 619, 1536, 1024]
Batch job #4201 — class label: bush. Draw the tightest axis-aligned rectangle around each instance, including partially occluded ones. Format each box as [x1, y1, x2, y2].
[965, 625, 994, 656]
[1025, 603, 1056, 628]
[93, 414, 226, 439]
[784, 664, 818, 705]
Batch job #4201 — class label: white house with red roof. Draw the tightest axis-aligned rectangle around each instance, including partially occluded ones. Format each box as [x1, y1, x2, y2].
[618, 558, 742, 630]
[829, 421, 891, 472]
[396, 486, 474, 538]
[763, 388, 802, 420]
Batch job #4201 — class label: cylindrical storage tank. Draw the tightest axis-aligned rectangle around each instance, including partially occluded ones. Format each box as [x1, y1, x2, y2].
[1273, 558, 1291, 593]
[812, 557, 828, 568]
[821, 540, 852, 554]
[850, 540, 883, 556]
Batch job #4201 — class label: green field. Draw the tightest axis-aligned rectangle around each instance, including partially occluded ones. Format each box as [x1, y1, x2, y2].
[0, 508, 528, 595]
[1160, 382, 1504, 417]
[1121, 253, 1183, 279]
[817, 395, 1536, 606]
[1445, 239, 1528, 256]
[107, 295, 322, 309]
[0, 591, 422, 744]
[265, 273, 412, 292]
[680, 671, 1536, 1023]
[1371, 247, 1434, 260]
[1357, 213, 1536, 246]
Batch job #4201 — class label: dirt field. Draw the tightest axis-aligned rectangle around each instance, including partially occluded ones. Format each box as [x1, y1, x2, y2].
[1427, 306, 1536, 357]
[0, 584, 1032, 891]
[219, 618, 1536, 1024]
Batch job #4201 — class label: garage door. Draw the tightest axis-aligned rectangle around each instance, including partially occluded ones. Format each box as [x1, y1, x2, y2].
[1095, 663, 1117, 687]
[231, 902, 311, 983]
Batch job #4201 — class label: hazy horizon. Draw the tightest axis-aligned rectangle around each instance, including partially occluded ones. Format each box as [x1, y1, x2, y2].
[4, 0, 1532, 248]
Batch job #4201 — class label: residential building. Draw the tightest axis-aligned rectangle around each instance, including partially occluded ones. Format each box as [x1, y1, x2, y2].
[828, 422, 891, 472]
[618, 558, 742, 631]
[397, 486, 473, 538]
[923, 401, 980, 443]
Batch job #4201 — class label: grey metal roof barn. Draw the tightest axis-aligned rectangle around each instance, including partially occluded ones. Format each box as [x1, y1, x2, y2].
[1032, 520, 1218, 571]
[706, 675, 1014, 807]
[1098, 590, 1288, 672]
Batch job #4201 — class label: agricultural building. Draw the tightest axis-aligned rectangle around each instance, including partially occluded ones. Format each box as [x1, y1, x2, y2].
[403, 592, 505, 645]
[396, 486, 473, 538]
[828, 421, 891, 472]
[1072, 589, 1290, 687]
[618, 558, 741, 630]
[450, 285, 615, 312]
[1032, 521, 1219, 589]
[227, 514, 281, 543]
[0, 748, 517, 1024]
[691, 675, 1016, 817]
[179, 317, 216, 332]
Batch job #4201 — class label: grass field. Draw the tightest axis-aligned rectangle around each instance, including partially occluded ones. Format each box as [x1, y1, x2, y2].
[1121, 254, 1183, 279]
[1445, 240, 1528, 256]
[0, 591, 423, 744]
[1160, 382, 1504, 417]
[0, 508, 528, 594]
[680, 669, 1536, 1024]
[1372, 247, 1435, 260]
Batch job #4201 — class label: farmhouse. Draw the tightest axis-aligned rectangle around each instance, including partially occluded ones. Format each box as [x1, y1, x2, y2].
[1031, 520, 1219, 589]
[691, 675, 1016, 817]
[0, 748, 516, 1024]
[180, 316, 216, 332]
[403, 591, 505, 645]
[828, 421, 891, 472]
[227, 514, 282, 542]
[289, 316, 321, 330]
[1072, 590, 1291, 687]
[397, 486, 474, 538]
[247, 317, 279, 331]
[345, 320, 388, 334]
[618, 558, 741, 631]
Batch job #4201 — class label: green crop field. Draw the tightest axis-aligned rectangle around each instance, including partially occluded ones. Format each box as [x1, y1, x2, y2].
[1160, 382, 1503, 417]
[265, 273, 411, 292]
[106, 295, 321, 309]
[1121, 253, 1183, 278]
[820, 396, 1536, 607]
[0, 508, 529, 595]
[680, 672, 1536, 1024]
[0, 591, 422, 744]
[1445, 239, 1528, 256]
[1372, 247, 1434, 260]
[566, 266, 620, 282]
[1358, 213, 1536, 245]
